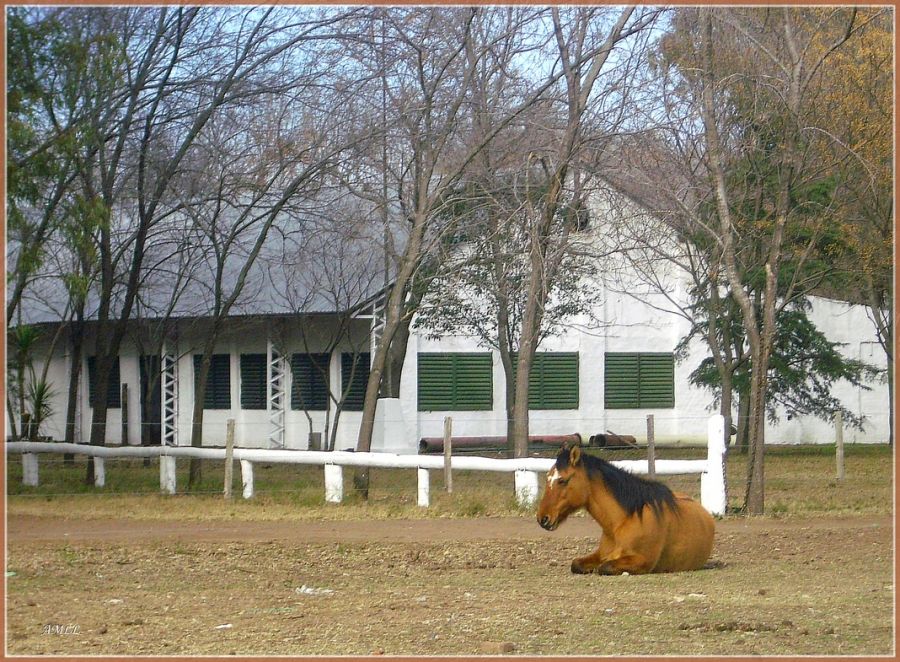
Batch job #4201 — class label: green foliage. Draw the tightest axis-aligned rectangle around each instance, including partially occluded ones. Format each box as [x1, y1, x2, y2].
[25, 377, 57, 438]
[687, 299, 879, 429]
[416, 177, 595, 353]
[7, 8, 125, 322]
[8, 325, 43, 362]
[7, 10, 60, 202]
[7, 325, 57, 439]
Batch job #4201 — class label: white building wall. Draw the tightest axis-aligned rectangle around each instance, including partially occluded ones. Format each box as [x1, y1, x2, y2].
[14, 296, 890, 451]
[401, 288, 889, 451]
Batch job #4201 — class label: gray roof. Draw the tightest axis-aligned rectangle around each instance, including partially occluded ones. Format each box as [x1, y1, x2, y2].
[10, 194, 393, 326]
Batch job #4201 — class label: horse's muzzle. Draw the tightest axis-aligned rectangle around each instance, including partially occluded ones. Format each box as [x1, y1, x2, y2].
[538, 515, 556, 531]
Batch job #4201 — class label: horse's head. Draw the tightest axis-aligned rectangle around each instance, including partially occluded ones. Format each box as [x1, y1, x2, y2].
[536, 444, 590, 531]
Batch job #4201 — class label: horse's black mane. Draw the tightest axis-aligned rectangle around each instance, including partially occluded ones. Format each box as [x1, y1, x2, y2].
[556, 450, 677, 518]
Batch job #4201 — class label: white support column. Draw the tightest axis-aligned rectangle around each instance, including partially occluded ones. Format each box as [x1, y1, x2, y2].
[93, 457, 105, 488]
[22, 454, 38, 486]
[267, 340, 285, 449]
[417, 467, 430, 507]
[161, 346, 178, 447]
[240, 460, 254, 499]
[514, 470, 539, 508]
[701, 414, 727, 516]
[160, 455, 176, 495]
[324, 464, 343, 503]
[369, 299, 385, 360]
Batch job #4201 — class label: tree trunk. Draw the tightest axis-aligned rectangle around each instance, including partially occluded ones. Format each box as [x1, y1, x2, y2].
[327, 405, 344, 453]
[64, 318, 85, 466]
[84, 346, 117, 484]
[188, 350, 213, 489]
[720, 369, 733, 448]
[511, 269, 545, 458]
[743, 362, 768, 513]
[499, 350, 516, 457]
[355, 213, 428, 498]
[510, 353, 533, 458]
[16, 349, 27, 441]
[6, 394, 18, 440]
[381, 304, 415, 399]
[735, 382, 750, 454]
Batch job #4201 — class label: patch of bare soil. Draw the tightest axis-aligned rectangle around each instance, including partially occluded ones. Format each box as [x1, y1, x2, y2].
[6, 514, 894, 656]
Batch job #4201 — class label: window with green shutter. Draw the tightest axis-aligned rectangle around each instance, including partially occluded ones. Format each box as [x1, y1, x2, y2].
[240, 354, 267, 410]
[87, 356, 121, 408]
[418, 353, 493, 411]
[341, 352, 370, 411]
[194, 354, 232, 409]
[604, 352, 675, 409]
[511, 352, 579, 410]
[291, 353, 330, 411]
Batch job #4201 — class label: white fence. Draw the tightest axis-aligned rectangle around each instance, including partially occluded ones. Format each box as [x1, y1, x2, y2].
[7, 416, 728, 515]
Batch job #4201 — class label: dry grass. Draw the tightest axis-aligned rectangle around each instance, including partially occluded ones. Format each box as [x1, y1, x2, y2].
[6, 444, 894, 656]
[6, 515, 894, 655]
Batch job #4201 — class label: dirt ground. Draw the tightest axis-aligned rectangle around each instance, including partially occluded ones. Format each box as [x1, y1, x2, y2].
[6, 512, 895, 656]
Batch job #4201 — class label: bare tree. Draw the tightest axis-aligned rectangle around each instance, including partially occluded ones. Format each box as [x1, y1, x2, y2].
[503, 6, 659, 457]
[27, 7, 366, 483]
[816, 9, 894, 444]
[662, 7, 862, 513]
[346, 7, 551, 490]
[268, 202, 383, 451]
[175, 74, 372, 487]
[344, 7, 659, 496]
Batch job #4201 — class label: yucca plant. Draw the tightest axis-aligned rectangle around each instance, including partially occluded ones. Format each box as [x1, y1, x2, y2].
[25, 376, 56, 440]
[8, 325, 42, 439]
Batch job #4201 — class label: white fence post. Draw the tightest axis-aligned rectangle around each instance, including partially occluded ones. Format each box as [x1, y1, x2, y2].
[324, 464, 343, 503]
[417, 467, 430, 507]
[94, 457, 105, 488]
[514, 470, 539, 508]
[160, 455, 176, 495]
[700, 415, 727, 516]
[240, 460, 254, 499]
[22, 454, 38, 486]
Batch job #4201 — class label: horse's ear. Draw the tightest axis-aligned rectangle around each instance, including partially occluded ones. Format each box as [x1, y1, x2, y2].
[570, 444, 582, 466]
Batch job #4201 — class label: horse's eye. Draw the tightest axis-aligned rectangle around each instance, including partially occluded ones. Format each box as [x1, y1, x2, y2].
[558, 478, 569, 486]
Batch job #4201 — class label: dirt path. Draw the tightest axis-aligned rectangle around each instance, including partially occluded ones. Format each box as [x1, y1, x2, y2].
[7, 512, 891, 545]
[6, 512, 894, 656]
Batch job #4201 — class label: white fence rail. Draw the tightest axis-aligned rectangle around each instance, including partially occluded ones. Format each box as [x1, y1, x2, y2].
[7, 416, 728, 515]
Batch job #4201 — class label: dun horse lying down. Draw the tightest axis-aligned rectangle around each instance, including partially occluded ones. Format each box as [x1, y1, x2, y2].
[537, 444, 715, 574]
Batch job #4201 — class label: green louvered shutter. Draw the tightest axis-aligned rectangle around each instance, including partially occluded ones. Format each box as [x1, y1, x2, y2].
[194, 354, 232, 409]
[604, 352, 674, 409]
[533, 353, 579, 409]
[291, 353, 330, 411]
[637, 353, 675, 408]
[240, 354, 267, 410]
[341, 352, 370, 411]
[418, 353, 492, 411]
[510, 353, 579, 410]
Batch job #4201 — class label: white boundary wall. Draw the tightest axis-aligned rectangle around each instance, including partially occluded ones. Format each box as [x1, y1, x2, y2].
[7, 416, 728, 515]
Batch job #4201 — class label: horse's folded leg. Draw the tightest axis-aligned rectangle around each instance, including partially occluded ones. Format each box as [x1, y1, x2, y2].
[598, 554, 653, 575]
[571, 559, 589, 574]
[570, 556, 603, 574]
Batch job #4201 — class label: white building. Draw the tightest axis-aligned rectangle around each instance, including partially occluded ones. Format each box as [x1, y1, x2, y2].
[9, 191, 890, 453]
